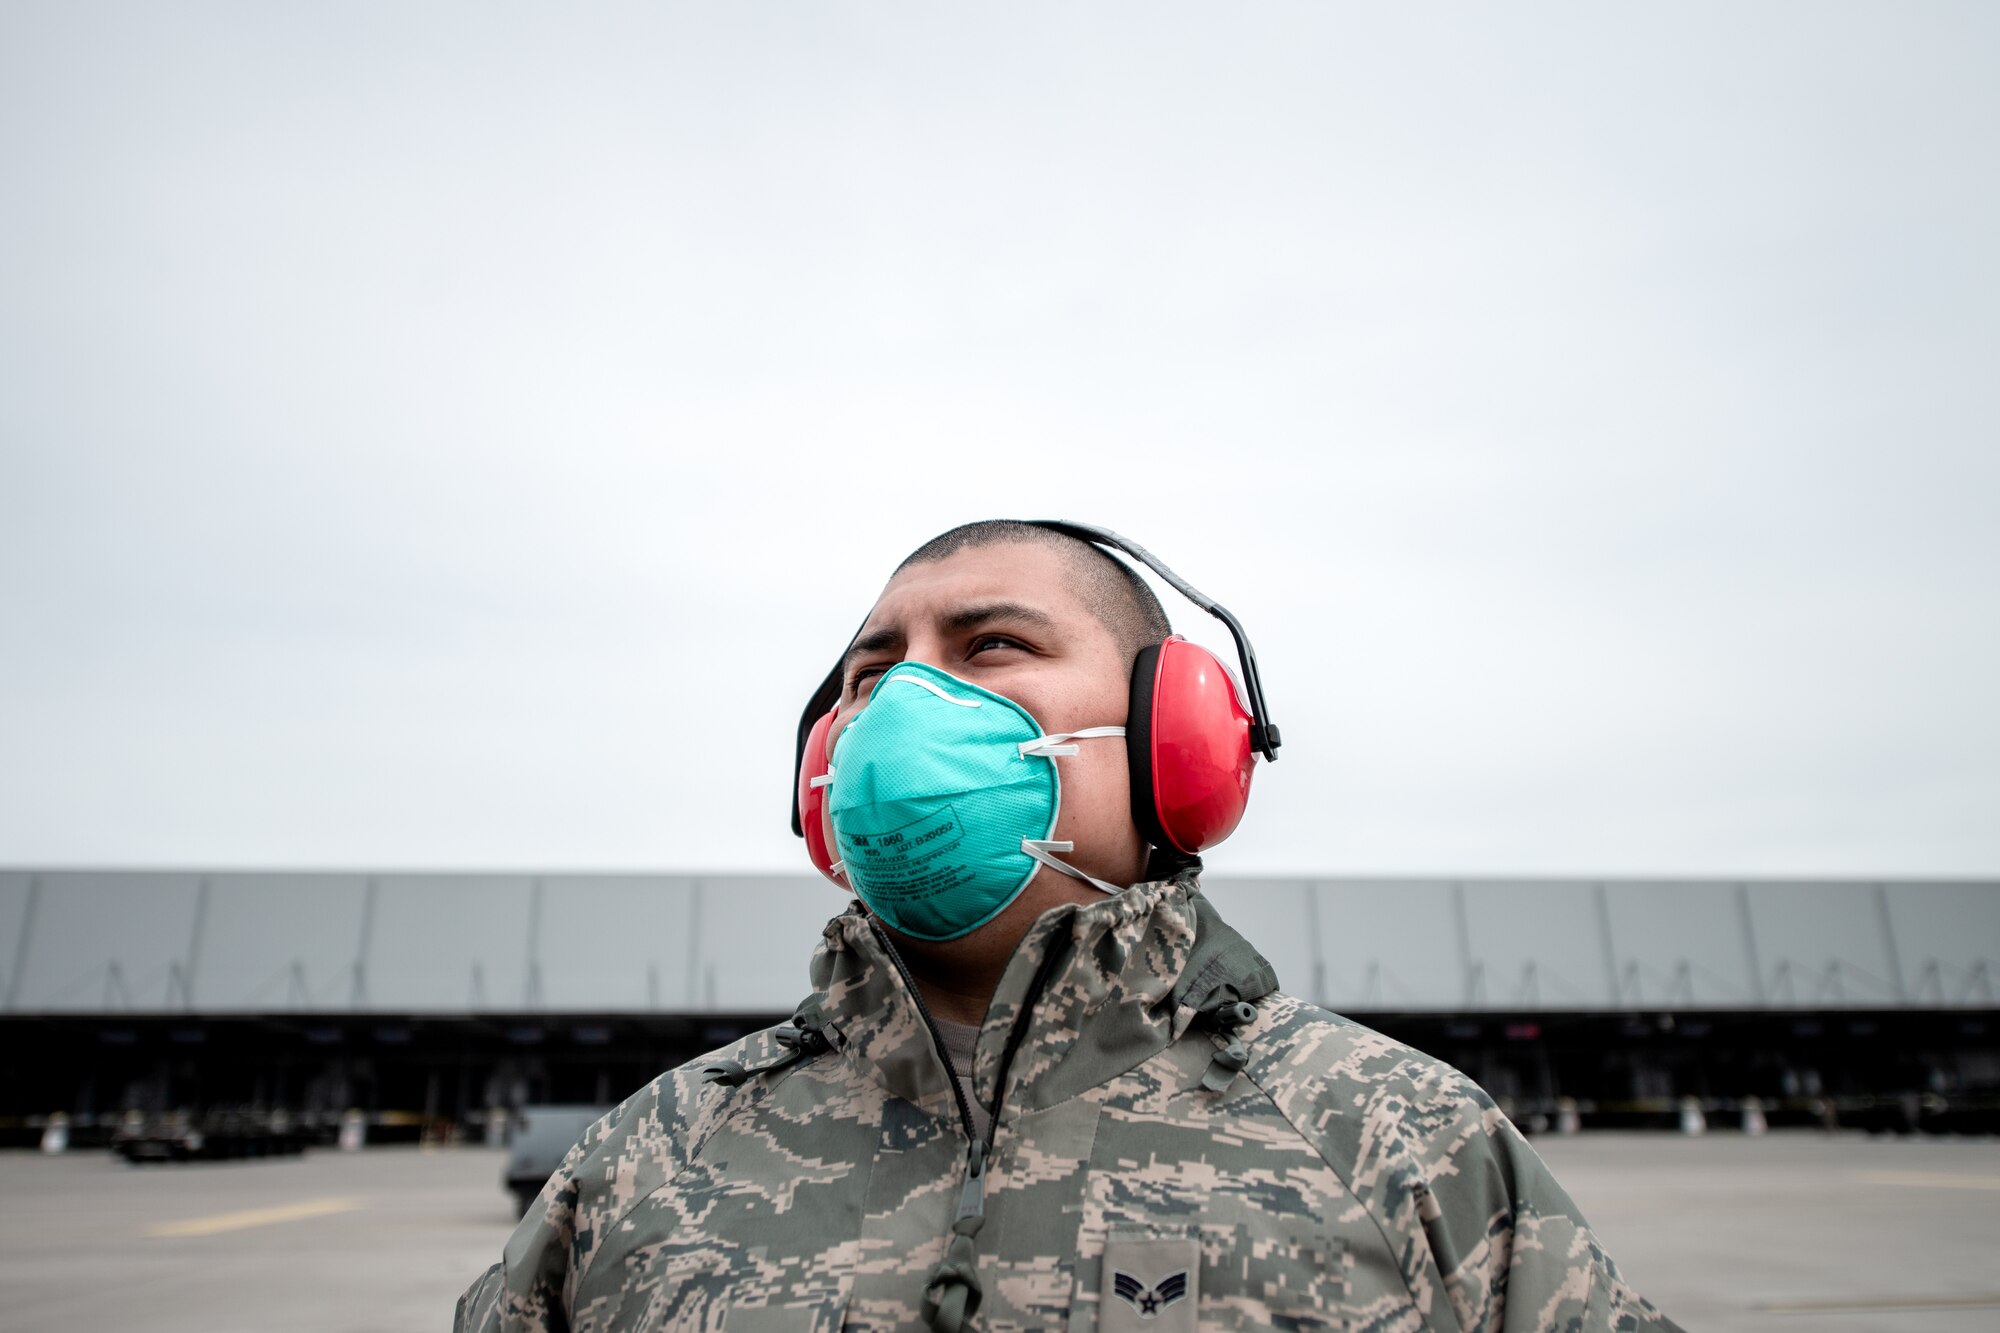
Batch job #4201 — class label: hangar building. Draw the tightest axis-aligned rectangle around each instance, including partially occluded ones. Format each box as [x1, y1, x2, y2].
[2, 870, 1995, 1142]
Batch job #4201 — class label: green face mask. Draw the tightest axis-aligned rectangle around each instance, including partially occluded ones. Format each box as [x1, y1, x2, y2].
[822, 661, 1126, 941]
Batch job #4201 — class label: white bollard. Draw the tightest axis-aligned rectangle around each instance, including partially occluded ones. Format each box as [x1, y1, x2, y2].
[1678, 1095, 1707, 1136]
[338, 1108, 366, 1152]
[39, 1112, 69, 1155]
[1741, 1096, 1768, 1136]
[1555, 1097, 1581, 1136]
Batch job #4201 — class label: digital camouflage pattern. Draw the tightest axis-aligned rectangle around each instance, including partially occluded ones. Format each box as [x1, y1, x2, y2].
[456, 872, 1680, 1332]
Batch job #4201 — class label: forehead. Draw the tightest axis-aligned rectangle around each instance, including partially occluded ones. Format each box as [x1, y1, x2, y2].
[863, 541, 1091, 632]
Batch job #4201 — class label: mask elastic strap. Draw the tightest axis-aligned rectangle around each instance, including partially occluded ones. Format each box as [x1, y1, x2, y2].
[1018, 726, 1125, 759]
[812, 770, 841, 875]
[1021, 839, 1125, 895]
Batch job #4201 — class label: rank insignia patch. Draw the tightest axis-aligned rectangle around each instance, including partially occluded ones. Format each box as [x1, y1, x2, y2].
[1099, 1231, 1199, 1333]
[1113, 1268, 1189, 1316]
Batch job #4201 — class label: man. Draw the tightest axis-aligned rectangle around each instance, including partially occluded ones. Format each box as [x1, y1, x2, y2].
[456, 520, 1678, 1333]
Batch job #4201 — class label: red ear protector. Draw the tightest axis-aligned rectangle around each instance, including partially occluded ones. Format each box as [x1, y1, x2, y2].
[1126, 634, 1257, 854]
[791, 520, 1282, 882]
[796, 706, 840, 880]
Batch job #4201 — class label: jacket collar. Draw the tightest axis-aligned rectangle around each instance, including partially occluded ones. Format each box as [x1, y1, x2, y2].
[806, 869, 1274, 1127]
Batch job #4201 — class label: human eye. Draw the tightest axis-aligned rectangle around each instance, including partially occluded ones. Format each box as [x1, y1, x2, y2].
[968, 634, 1028, 656]
[846, 661, 891, 694]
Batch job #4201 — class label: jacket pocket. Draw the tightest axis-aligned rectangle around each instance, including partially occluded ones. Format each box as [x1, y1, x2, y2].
[1203, 1217, 1346, 1330]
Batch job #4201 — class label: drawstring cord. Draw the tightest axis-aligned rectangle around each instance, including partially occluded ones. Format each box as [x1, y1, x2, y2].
[1198, 999, 1259, 1094]
[920, 1140, 988, 1332]
[700, 1000, 832, 1087]
[919, 932, 1070, 1332]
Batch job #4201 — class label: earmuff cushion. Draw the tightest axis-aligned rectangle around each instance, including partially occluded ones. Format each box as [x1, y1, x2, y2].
[1124, 640, 1174, 852]
[1148, 636, 1256, 853]
[797, 708, 840, 883]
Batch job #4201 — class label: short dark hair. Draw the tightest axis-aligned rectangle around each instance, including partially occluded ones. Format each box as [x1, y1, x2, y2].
[896, 520, 1171, 665]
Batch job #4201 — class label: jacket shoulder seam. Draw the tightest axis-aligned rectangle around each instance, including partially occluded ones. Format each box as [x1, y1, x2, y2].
[571, 1040, 804, 1289]
[1236, 1002, 1459, 1333]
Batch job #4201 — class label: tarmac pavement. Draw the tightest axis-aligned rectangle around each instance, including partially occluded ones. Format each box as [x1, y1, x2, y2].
[1535, 1131, 2000, 1332]
[1, 1131, 1994, 1332]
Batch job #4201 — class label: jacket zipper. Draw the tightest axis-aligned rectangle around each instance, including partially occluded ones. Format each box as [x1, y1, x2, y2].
[980, 938, 1069, 1156]
[867, 917, 1070, 1158]
[869, 917, 1072, 1331]
[867, 919, 982, 1144]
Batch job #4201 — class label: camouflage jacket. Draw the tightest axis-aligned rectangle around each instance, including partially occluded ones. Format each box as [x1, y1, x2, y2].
[456, 872, 1678, 1332]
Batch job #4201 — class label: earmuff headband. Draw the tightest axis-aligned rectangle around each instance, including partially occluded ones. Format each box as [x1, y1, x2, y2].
[789, 519, 1282, 836]
[1027, 520, 1282, 762]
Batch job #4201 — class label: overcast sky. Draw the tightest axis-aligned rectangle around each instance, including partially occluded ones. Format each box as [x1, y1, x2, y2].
[1, 3, 1995, 879]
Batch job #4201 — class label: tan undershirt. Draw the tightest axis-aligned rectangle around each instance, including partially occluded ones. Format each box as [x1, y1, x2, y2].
[932, 1017, 994, 1141]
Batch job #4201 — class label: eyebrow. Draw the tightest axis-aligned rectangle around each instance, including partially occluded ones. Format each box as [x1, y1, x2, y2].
[841, 600, 1061, 676]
